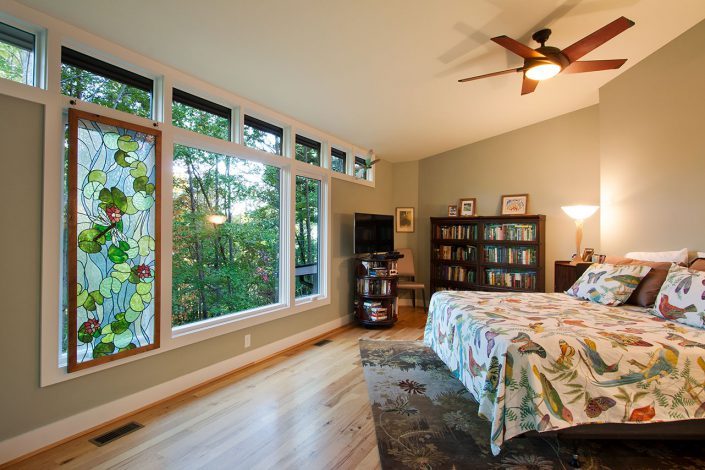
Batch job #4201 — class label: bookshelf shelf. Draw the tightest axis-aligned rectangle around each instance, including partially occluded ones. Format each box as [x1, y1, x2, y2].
[430, 215, 545, 295]
[354, 254, 403, 327]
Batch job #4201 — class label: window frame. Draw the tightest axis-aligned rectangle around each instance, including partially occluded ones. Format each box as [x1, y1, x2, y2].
[295, 133, 322, 166]
[330, 147, 347, 174]
[0, 3, 364, 386]
[243, 113, 285, 156]
[171, 87, 233, 140]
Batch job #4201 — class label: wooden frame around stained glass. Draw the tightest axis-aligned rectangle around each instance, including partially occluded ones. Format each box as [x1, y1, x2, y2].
[68, 109, 161, 372]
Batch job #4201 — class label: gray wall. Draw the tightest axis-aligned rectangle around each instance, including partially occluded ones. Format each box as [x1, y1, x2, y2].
[599, 19, 705, 256]
[417, 106, 601, 292]
[0, 91, 395, 441]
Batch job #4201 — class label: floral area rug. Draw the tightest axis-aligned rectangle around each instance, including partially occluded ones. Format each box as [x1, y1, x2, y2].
[359, 339, 705, 469]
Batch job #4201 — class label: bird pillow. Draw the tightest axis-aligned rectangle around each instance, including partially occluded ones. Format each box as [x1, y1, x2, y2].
[652, 264, 705, 329]
[566, 263, 651, 306]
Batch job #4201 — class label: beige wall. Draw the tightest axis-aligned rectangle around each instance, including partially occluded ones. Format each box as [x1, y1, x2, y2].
[0, 91, 394, 441]
[599, 20, 705, 256]
[417, 106, 601, 292]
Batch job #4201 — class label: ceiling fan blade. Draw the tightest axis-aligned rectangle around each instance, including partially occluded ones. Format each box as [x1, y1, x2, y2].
[458, 67, 522, 83]
[562, 58, 627, 73]
[561, 16, 635, 62]
[521, 75, 539, 95]
[491, 35, 546, 59]
[368, 159, 381, 167]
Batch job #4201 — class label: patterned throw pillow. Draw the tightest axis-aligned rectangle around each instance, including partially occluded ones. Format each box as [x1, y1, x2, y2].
[565, 263, 652, 306]
[652, 264, 705, 329]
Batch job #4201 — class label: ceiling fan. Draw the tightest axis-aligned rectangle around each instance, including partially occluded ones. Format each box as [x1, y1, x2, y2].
[458, 16, 635, 95]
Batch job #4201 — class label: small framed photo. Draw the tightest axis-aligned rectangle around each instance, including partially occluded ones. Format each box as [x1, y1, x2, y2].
[395, 207, 415, 233]
[581, 248, 595, 262]
[458, 198, 477, 217]
[448, 205, 458, 217]
[501, 194, 528, 215]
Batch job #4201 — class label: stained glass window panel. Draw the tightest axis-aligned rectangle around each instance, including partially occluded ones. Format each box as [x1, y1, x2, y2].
[68, 109, 160, 371]
[172, 144, 281, 326]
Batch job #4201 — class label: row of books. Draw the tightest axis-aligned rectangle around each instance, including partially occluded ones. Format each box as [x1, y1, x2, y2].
[485, 269, 537, 289]
[437, 265, 476, 283]
[361, 300, 391, 322]
[484, 246, 536, 265]
[367, 266, 397, 277]
[436, 245, 476, 261]
[357, 278, 392, 295]
[436, 224, 478, 240]
[360, 260, 397, 274]
[484, 223, 537, 241]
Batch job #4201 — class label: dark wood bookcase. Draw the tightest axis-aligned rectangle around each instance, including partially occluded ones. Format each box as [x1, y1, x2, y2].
[354, 254, 401, 327]
[430, 215, 546, 294]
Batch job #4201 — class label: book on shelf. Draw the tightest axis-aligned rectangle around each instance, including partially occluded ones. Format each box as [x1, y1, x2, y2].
[484, 223, 537, 241]
[435, 224, 478, 240]
[484, 269, 537, 289]
[437, 265, 476, 283]
[438, 245, 476, 261]
[357, 278, 392, 295]
[484, 246, 536, 265]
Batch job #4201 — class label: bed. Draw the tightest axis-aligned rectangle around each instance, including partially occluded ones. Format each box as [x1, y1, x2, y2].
[424, 290, 705, 456]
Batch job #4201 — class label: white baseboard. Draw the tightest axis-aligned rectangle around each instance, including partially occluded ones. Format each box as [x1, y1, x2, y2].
[0, 316, 351, 464]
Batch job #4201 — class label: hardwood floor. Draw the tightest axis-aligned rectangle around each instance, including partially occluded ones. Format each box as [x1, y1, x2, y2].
[10, 307, 428, 470]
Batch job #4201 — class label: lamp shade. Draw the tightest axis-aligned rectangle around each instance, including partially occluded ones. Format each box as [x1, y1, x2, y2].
[561, 205, 599, 221]
[525, 62, 561, 81]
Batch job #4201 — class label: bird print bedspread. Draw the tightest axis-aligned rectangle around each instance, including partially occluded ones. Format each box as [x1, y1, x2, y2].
[423, 291, 705, 456]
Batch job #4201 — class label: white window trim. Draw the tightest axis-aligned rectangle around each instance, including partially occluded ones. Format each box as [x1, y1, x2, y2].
[0, 2, 355, 386]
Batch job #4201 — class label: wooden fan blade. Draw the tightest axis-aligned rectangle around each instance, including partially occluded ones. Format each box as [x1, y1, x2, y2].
[521, 75, 539, 95]
[491, 36, 546, 59]
[562, 17, 635, 62]
[458, 67, 522, 83]
[562, 59, 627, 73]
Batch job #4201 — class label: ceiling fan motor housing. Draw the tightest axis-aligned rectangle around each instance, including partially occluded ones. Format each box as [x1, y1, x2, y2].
[527, 46, 570, 71]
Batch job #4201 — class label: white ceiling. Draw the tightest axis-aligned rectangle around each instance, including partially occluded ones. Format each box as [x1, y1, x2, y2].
[17, 0, 705, 162]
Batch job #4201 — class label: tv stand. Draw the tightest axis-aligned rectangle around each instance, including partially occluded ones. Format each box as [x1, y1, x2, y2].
[353, 253, 403, 327]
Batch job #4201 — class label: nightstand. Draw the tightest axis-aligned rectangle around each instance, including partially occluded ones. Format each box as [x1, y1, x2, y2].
[554, 261, 592, 292]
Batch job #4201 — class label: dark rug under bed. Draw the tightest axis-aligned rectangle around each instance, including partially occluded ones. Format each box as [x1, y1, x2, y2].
[359, 339, 705, 469]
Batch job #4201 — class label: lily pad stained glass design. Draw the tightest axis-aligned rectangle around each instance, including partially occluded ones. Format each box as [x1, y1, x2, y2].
[68, 109, 160, 372]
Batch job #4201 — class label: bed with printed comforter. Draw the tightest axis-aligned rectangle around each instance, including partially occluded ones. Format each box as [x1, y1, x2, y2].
[424, 291, 705, 455]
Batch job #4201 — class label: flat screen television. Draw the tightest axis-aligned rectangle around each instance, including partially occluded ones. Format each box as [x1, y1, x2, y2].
[354, 213, 394, 254]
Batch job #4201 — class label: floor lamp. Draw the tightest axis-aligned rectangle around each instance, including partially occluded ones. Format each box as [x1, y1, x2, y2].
[561, 205, 599, 264]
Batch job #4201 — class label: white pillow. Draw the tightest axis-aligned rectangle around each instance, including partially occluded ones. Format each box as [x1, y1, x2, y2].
[625, 248, 688, 266]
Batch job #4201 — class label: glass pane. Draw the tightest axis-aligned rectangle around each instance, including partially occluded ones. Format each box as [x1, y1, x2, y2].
[244, 123, 282, 155]
[61, 63, 152, 118]
[354, 158, 368, 179]
[331, 154, 346, 173]
[0, 23, 34, 86]
[172, 100, 230, 140]
[68, 114, 159, 368]
[295, 176, 320, 297]
[172, 144, 280, 326]
[295, 141, 320, 166]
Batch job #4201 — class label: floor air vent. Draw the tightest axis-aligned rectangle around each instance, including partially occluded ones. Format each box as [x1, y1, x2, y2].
[314, 339, 332, 347]
[89, 421, 143, 447]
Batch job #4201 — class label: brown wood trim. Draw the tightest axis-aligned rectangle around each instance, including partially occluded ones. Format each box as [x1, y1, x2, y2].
[1, 322, 352, 468]
[67, 109, 162, 372]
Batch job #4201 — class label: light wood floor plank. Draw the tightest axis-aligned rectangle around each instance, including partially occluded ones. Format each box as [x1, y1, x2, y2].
[8, 308, 428, 469]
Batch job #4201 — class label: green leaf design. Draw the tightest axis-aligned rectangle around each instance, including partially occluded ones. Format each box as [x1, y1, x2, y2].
[133, 176, 148, 192]
[117, 134, 139, 153]
[93, 342, 115, 358]
[119, 343, 137, 352]
[138, 235, 156, 256]
[114, 329, 134, 349]
[111, 263, 132, 283]
[114, 150, 130, 167]
[130, 161, 148, 178]
[101, 324, 112, 335]
[83, 181, 104, 200]
[124, 196, 139, 215]
[111, 318, 129, 335]
[103, 132, 120, 150]
[77, 323, 94, 344]
[99, 187, 113, 203]
[108, 244, 128, 264]
[130, 293, 145, 312]
[125, 308, 141, 322]
[76, 284, 88, 306]
[145, 183, 155, 195]
[89, 290, 104, 305]
[111, 187, 128, 212]
[125, 238, 140, 258]
[78, 228, 105, 253]
[83, 295, 96, 311]
[101, 333, 115, 343]
[136, 282, 151, 295]
[132, 191, 154, 211]
[88, 170, 107, 185]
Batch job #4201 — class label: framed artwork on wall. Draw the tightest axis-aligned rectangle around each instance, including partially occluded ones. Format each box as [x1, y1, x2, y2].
[459, 198, 476, 217]
[395, 207, 415, 232]
[501, 194, 528, 215]
[67, 109, 161, 372]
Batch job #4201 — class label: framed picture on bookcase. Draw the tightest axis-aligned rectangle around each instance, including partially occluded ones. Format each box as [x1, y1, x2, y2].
[448, 205, 458, 217]
[501, 194, 528, 215]
[459, 198, 476, 217]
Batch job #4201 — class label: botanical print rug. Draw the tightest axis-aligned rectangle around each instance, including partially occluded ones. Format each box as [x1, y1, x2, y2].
[359, 339, 705, 469]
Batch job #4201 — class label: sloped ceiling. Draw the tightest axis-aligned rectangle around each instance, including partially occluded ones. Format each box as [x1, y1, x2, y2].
[17, 0, 705, 161]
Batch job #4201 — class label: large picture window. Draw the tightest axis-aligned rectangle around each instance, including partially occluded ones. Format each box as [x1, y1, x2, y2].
[295, 176, 320, 297]
[0, 21, 35, 86]
[61, 47, 153, 118]
[243, 115, 283, 155]
[172, 144, 280, 326]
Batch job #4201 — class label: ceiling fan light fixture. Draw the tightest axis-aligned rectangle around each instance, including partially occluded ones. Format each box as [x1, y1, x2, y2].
[525, 61, 561, 81]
